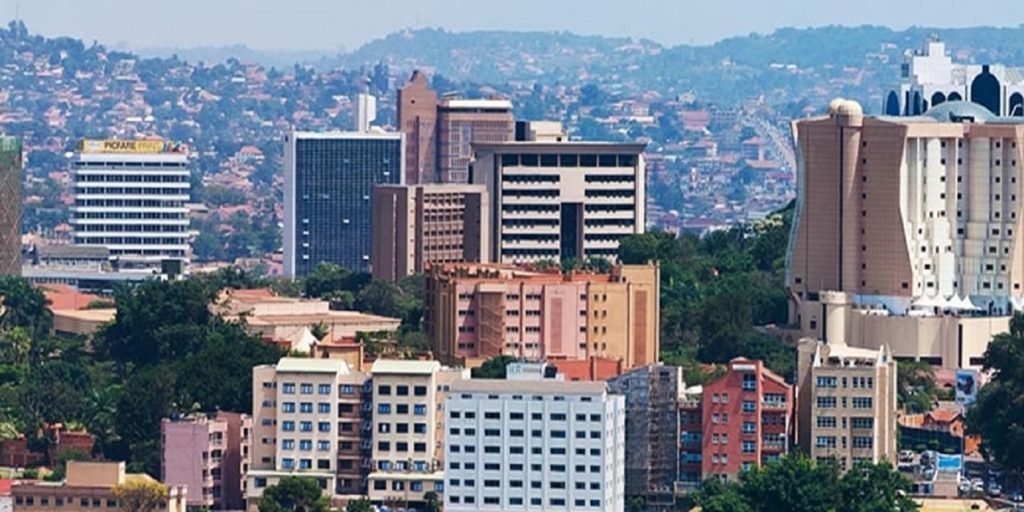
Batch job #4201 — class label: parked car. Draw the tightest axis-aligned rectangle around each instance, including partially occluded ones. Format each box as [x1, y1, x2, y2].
[899, 450, 915, 462]
[1009, 490, 1022, 502]
[972, 479, 985, 493]
[958, 479, 973, 494]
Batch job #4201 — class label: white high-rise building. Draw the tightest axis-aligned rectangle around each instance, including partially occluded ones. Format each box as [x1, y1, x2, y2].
[885, 39, 1024, 117]
[443, 365, 626, 512]
[70, 139, 191, 271]
[356, 93, 377, 133]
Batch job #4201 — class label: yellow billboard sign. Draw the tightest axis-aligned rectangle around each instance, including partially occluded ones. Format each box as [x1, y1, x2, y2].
[78, 139, 187, 154]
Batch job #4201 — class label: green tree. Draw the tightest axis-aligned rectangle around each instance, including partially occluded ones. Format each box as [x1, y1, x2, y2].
[344, 498, 372, 512]
[967, 313, 1024, 472]
[113, 480, 168, 512]
[836, 461, 918, 512]
[302, 262, 352, 299]
[897, 360, 939, 414]
[472, 355, 518, 379]
[258, 477, 329, 512]
[740, 453, 838, 511]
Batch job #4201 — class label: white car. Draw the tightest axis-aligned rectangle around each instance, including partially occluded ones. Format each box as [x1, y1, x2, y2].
[958, 479, 972, 494]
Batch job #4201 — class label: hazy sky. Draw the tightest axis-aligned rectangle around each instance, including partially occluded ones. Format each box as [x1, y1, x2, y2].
[3, 0, 1024, 51]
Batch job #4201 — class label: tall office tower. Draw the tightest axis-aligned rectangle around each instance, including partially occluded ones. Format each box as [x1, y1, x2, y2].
[884, 39, 1024, 117]
[796, 340, 898, 470]
[248, 358, 371, 503]
[443, 365, 626, 512]
[678, 358, 792, 483]
[370, 183, 490, 281]
[425, 262, 660, 369]
[437, 98, 515, 183]
[472, 141, 646, 263]
[788, 99, 1024, 370]
[607, 364, 684, 511]
[0, 137, 21, 276]
[283, 131, 404, 277]
[397, 71, 438, 184]
[70, 139, 190, 271]
[161, 412, 251, 510]
[367, 360, 468, 508]
[356, 93, 377, 133]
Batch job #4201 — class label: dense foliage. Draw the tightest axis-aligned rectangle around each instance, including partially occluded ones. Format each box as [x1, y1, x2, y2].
[258, 477, 329, 512]
[0, 276, 284, 477]
[967, 313, 1024, 472]
[692, 454, 918, 512]
[618, 202, 795, 380]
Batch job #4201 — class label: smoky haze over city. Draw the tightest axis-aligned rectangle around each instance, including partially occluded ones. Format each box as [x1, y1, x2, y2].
[0, 2, 1023, 512]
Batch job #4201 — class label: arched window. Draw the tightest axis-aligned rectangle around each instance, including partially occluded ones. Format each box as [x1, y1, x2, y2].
[948, 91, 963, 101]
[931, 92, 947, 107]
[885, 91, 901, 116]
[1010, 92, 1024, 117]
[970, 65, 1001, 115]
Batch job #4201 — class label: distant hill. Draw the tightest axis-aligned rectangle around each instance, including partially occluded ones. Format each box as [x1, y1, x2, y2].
[132, 44, 339, 68]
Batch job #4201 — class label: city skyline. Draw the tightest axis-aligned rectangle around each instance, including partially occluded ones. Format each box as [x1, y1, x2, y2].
[2, 0, 1024, 53]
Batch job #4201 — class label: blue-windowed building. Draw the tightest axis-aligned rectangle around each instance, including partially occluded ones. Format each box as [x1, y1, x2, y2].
[284, 131, 404, 276]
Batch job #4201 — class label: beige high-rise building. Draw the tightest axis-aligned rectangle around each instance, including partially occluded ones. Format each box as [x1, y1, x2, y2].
[796, 340, 898, 470]
[471, 141, 646, 264]
[248, 358, 371, 504]
[367, 360, 468, 508]
[437, 98, 515, 183]
[788, 99, 1024, 369]
[371, 184, 491, 281]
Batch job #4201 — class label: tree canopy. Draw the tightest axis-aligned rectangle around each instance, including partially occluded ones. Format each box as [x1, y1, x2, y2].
[618, 203, 794, 380]
[967, 313, 1024, 472]
[692, 454, 918, 512]
[258, 477, 329, 512]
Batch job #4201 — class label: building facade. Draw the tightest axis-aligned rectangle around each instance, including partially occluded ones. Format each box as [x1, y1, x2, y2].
[70, 139, 190, 271]
[368, 360, 467, 508]
[283, 131, 403, 277]
[443, 372, 626, 511]
[13, 462, 186, 512]
[0, 137, 20, 276]
[471, 141, 646, 263]
[248, 358, 372, 503]
[796, 340, 898, 470]
[371, 183, 490, 281]
[437, 98, 515, 183]
[788, 99, 1024, 369]
[425, 263, 660, 369]
[678, 359, 792, 484]
[885, 40, 1024, 117]
[397, 71, 439, 185]
[607, 364, 683, 511]
[160, 412, 251, 510]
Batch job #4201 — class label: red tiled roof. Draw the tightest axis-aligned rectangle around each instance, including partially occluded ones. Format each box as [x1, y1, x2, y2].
[551, 358, 623, 382]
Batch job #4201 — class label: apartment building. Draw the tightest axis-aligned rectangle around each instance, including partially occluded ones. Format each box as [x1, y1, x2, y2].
[70, 139, 191, 271]
[371, 183, 491, 281]
[443, 367, 626, 511]
[437, 98, 515, 183]
[248, 358, 372, 503]
[161, 412, 251, 510]
[678, 359, 792, 484]
[471, 140, 646, 263]
[368, 360, 468, 508]
[13, 461, 186, 512]
[796, 340, 898, 470]
[425, 262, 659, 369]
[607, 364, 683, 511]
[283, 131, 403, 276]
[788, 98, 1024, 370]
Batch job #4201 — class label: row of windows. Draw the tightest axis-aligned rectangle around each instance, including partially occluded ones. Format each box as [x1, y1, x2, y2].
[280, 420, 331, 432]
[14, 497, 141, 508]
[371, 480, 442, 492]
[815, 396, 874, 409]
[816, 376, 872, 389]
[74, 212, 184, 220]
[448, 447, 602, 467]
[72, 237, 187, 245]
[281, 402, 332, 413]
[376, 403, 428, 415]
[281, 458, 332, 470]
[500, 153, 636, 168]
[75, 187, 188, 195]
[280, 439, 331, 451]
[376, 440, 428, 452]
[377, 423, 428, 434]
[74, 224, 187, 233]
[76, 174, 188, 182]
[281, 383, 333, 395]
[377, 384, 428, 396]
[449, 428, 604, 440]
[74, 200, 186, 207]
[448, 463, 605, 480]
